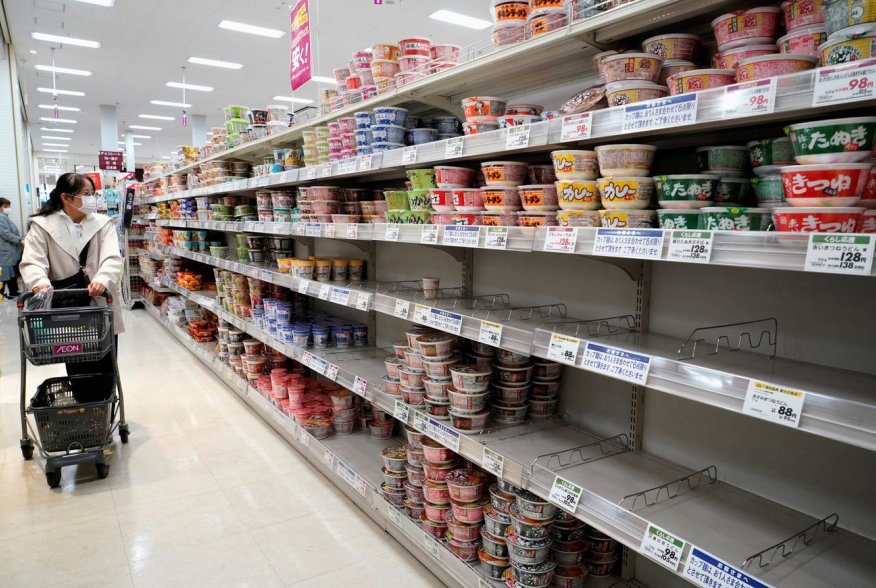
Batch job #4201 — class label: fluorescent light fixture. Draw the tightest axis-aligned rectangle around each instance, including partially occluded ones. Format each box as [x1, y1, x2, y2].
[166, 81, 213, 92]
[118, 141, 142, 146]
[43, 149, 69, 153]
[217, 20, 284, 38]
[271, 95, 314, 104]
[30, 50, 37, 54]
[31, 32, 101, 48]
[73, 0, 115, 6]
[35, 64, 92, 76]
[150, 99, 191, 108]
[206, 131, 214, 136]
[130, 134, 152, 139]
[129, 125, 161, 131]
[39, 117, 77, 123]
[38, 104, 81, 112]
[41, 136, 72, 141]
[310, 76, 337, 85]
[161, 156, 171, 159]
[42, 143, 70, 147]
[429, 9, 492, 30]
[37, 87, 85, 97]
[187, 57, 243, 70]
[40, 127, 74, 133]
[139, 114, 174, 121]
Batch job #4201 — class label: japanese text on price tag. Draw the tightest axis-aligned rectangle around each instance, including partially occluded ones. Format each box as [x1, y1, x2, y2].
[305, 223, 322, 237]
[323, 449, 335, 469]
[482, 447, 504, 477]
[479, 321, 503, 347]
[324, 223, 336, 238]
[622, 93, 698, 133]
[330, 287, 350, 306]
[359, 154, 373, 171]
[388, 506, 403, 527]
[667, 230, 714, 264]
[445, 136, 464, 158]
[547, 333, 580, 366]
[484, 226, 509, 250]
[318, 284, 330, 300]
[742, 380, 805, 428]
[593, 228, 665, 259]
[325, 363, 339, 382]
[338, 159, 357, 174]
[320, 163, 333, 177]
[297, 280, 309, 295]
[413, 304, 431, 324]
[424, 535, 441, 559]
[427, 308, 464, 335]
[299, 427, 310, 446]
[506, 124, 531, 150]
[581, 343, 651, 385]
[813, 58, 876, 106]
[356, 293, 372, 311]
[402, 146, 417, 165]
[394, 400, 410, 422]
[549, 475, 583, 512]
[413, 411, 429, 433]
[560, 112, 592, 142]
[723, 78, 776, 118]
[385, 224, 400, 241]
[394, 299, 411, 319]
[421, 225, 439, 244]
[544, 227, 578, 253]
[805, 234, 874, 276]
[346, 223, 359, 239]
[641, 524, 686, 571]
[353, 376, 367, 397]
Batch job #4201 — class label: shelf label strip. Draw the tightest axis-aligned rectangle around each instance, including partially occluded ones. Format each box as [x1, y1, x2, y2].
[428, 418, 460, 452]
[684, 546, 774, 588]
[622, 93, 698, 134]
[593, 228, 665, 259]
[641, 523, 686, 571]
[804, 234, 875, 276]
[581, 342, 651, 385]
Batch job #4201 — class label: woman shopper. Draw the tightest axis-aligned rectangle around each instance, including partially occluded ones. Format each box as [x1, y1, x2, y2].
[20, 173, 125, 385]
[0, 197, 22, 299]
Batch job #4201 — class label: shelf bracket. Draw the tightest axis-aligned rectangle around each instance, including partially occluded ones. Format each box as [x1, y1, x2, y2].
[618, 466, 718, 511]
[524, 433, 630, 487]
[543, 314, 638, 338]
[742, 513, 839, 570]
[677, 318, 778, 361]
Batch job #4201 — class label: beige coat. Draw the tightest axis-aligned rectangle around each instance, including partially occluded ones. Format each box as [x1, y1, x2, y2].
[20, 211, 125, 333]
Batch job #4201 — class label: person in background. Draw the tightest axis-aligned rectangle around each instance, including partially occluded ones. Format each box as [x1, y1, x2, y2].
[0, 197, 23, 299]
[20, 173, 125, 382]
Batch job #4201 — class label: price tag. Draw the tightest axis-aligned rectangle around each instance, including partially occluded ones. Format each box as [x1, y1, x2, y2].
[301, 166, 317, 181]
[667, 230, 714, 264]
[388, 506, 403, 527]
[324, 223, 336, 238]
[353, 376, 367, 397]
[622, 93, 698, 133]
[320, 162, 333, 177]
[318, 284, 330, 300]
[427, 308, 464, 335]
[723, 78, 777, 117]
[544, 227, 578, 253]
[260, 269, 273, 282]
[356, 293, 372, 312]
[560, 112, 592, 142]
[483, 226, 509, 250]
[684, 546, 773, 588]
[813, 58, 876, 106]
[428, 418, 460, 452]
[330, 288, 350, 306]
[548, 475, 583, 513]
[420, 225, 439, 245]
[482, 447, 504, 477]
[258, 175, 271, 187]
[478, 321, 503, 347]
[443, 225, 480, 247]
[506, 124, 531, 150]
[309, 355, 328, 375]
[299, 427, 310, 447]
[297, 280, 309, 295]
[385, 224, 400, 241]
[358, 154, 373, 171]
[394, 299, 410, 319]
[593, 228, 665, 259]
[254, 222, 266, 233]
[305, 223, 322, 238]
[346, 223, 359, 239]
[547, 333, 580, 366]
[805, 234, 874, 276]
[353, 474, 367, 496]
[413, 304, 431, 324]
[743, 380, 805, 428]
[641, 523, 686, 571]
[413, 411, 429, 433]
[424, 535, 441, 560]
[581, 342, 651, 385]
[394, 400, 410, 422]
[402, 146, 418, 165]
[271, 223, 285, 235]
[337, 159, 357, 174]
[445, 136, 465, 158]
[323, 449, 335, 469]
[325, 363, 339, 382]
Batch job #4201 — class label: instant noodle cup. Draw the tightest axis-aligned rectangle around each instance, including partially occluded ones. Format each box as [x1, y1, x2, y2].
[642, 33, 702, 60]
[597, 177, 655, 209]
[667, 69, 736, 94]
[605, 81, 669, 106]
[736, 54, 818, 81]
[555, 180, 600, 210]
[598, 209, 657, 228]
[772, 206, 864, 231]
[601, 52, 664, 83]
[782, 0, 826, 31]
[712, 7, 783, 51]
[595, 144, 657, 177]
[550, 150, 598, 181]
[777, 25, 828, 57]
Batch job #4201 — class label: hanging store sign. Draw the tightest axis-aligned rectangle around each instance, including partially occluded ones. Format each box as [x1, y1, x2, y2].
[289, 0, 312, 91]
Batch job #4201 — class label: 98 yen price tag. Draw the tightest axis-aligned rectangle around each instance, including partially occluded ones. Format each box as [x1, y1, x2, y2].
[641, 523, 686, 571]
[549, 475, 582, 513]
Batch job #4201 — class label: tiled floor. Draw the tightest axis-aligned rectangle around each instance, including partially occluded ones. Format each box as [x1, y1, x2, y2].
[0, 302, 444, 587]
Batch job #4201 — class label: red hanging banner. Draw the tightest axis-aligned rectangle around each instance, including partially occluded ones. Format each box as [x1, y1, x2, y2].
[98, 150, 124, 172]
[289, 0, 312, 91]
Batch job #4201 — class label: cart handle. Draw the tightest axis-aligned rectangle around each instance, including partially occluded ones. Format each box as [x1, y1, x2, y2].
[17, 288, 112, 309]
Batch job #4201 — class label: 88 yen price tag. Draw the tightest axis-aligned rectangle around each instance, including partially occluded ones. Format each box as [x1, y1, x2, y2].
[547, 333, 580, 365]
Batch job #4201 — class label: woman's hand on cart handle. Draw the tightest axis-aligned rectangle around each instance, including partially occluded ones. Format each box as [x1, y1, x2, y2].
[32, 284, 51, 295]
[88, 280, 107, 297]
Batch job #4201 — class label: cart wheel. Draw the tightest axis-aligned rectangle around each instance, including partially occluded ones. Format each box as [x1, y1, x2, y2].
[21, 442, 34, 461]
[96, 464, 110, 479]
[46, 472, 61, 488]
[119, 424, 130, 444]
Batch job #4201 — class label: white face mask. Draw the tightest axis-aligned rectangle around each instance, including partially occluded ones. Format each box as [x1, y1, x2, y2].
[76, 195, 97, 214]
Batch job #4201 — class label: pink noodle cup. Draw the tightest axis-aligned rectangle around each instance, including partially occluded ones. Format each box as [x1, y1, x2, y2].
[667, 69, 736, 95]
[371, 59, 401, 79]
[781, 0, 825, 31]
[777, 25, 827, 57]
[398, 37, 431, 57]
[430, 189, 456, 213]
[518, 184, 560, 212]
[452, 188, 486, 212]
[605, 80, 669, 107]
[372, 43, 400, 61]
[713, 45, 778, 70]
[431, 44, 461, 63]
[601, 52, 664, 83]
[641, 33, 703, 61]
[735, 54, 818, 82]
[658, 60, 698, 85]
[435, 166, 476, 189]
[422, 438, 456, 463]
[482, 187, 523, 212]
[398, 55, 431, 74]
[712, 7, 783, 51]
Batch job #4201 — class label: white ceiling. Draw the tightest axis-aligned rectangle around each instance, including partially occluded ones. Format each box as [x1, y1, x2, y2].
[5, 0, 492, 168]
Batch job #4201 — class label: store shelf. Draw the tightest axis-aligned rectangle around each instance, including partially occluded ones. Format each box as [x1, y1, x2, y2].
[146, 286, 876, 588]
[141, 301, 490, 588]
[156, 243, 876, 452]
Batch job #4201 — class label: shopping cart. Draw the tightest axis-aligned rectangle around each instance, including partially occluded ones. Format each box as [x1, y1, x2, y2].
[17, 289, 129, 488]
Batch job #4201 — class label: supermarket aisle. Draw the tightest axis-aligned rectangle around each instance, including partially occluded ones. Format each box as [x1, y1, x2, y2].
[0, 303, 443, 588]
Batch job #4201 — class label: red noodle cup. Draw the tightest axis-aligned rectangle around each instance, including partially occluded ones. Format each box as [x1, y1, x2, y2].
[431, 44, 461, 62]
[398, 37, 431, 56]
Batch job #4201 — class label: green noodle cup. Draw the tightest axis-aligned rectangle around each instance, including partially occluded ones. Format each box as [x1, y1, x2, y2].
[408, 189, 433, 211]
[785, 117, 876, 164]
[657, 209, 702, 229]
[696, 146, 751, 177]
[384, 190, 410, 210]
[751, 176, 786, 205]
[654, 175, 718, 209]
[401, 210, 432, 224]
[747, 137, 795, 170]
[823, 0, 876, 36]
[715, 177, 754, 206]
[406, 168, 438, 190]
[385, 210, 407, 224]
[701, 207, 771, 231]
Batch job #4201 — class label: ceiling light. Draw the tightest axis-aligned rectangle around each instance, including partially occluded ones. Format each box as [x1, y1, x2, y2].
[40, 127, 74, 133]
[118, 141, 142, 146]
[161, 156, 171, 160]
[166, 81, 213, 92]
[35, 64, 92, 76]
[310, 76, 337, 85]
[39, 117, 77, 123]
[150, 99, 191, 108]
[73, 0, 115, 6]
[30, 50, 37, 54]
[43, 149, 69, 153]
[38, 104, 81, 112]
[139, 114, 174, 121]
[429, 9, 492, 30]
[42, 136, 72, 141]
[130, 134, 152, 139]
[129, 125, 161, 131]
[31, 32, 101, 48]
[42, 143, 70, 147]
[271, 95, 314, 104]
[37, 87, 85, 97]
[217, 20, 284, 38]
[187, 57, 243, 70]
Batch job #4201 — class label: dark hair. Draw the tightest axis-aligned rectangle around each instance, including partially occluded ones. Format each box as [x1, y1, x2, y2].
[32, 173, 94, 217]
[0, 197, 10, 208]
